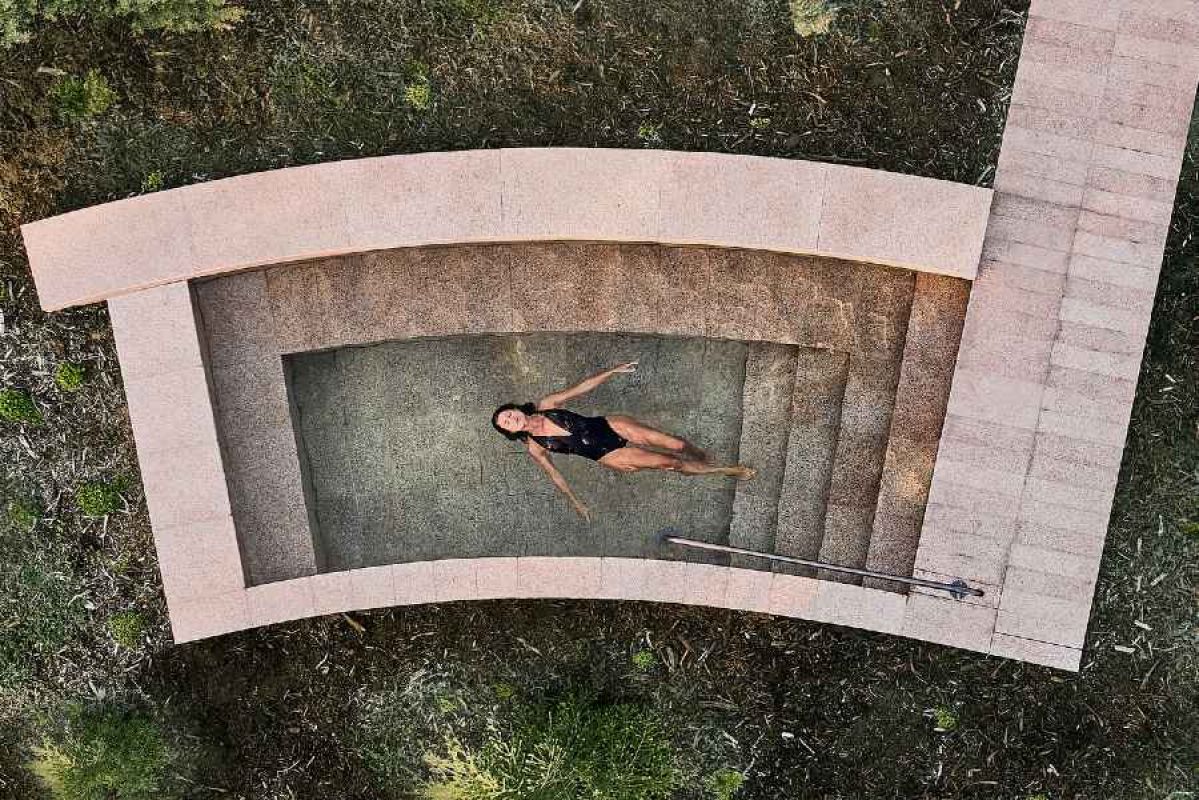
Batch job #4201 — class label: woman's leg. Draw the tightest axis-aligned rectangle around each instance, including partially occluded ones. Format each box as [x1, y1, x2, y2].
[606, 415, 709, 461]
[599, 446, 754, 479]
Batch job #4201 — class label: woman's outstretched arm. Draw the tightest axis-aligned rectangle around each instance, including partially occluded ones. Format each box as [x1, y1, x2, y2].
[536, 361, 638, 409]
[526, 441, 590, 521]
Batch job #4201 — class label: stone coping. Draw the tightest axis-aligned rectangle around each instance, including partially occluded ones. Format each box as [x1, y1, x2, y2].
[23, 149, 992, 311]
[167, 556, 1076, 671]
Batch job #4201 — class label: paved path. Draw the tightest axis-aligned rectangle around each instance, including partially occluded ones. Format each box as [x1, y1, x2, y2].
[910, 0, 1199, 667]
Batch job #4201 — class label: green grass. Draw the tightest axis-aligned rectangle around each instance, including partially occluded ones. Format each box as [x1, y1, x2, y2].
[0, 388, 42, 423]
[6, 496, 41, 532]
[107, 611, 145, 649]
[420, 693, 681, 800]
[706, 768, 746, 800]
[0, 522, 84, 689]
[50, 70, 117, 122]
[75, 481, 122, 518]
[54, 362, 86, 392]
[30, 706, 174, 800]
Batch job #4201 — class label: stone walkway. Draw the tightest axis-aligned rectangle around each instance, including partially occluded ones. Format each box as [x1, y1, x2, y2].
[909, 0, 1199, 668]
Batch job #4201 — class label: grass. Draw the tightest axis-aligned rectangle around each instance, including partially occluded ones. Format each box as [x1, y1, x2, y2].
[29, 706, 174, 800]
[75, 481, 122, 518]
[0, 0, 1195, 797]
[0, 387, 42, 423]
[54, 361, 86, 392]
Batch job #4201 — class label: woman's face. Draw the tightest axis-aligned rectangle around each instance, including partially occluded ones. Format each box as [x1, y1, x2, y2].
[497, 408, 528, 434]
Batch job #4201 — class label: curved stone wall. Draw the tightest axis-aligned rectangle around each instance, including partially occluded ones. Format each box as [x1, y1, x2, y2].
[23, 149, 992, 311]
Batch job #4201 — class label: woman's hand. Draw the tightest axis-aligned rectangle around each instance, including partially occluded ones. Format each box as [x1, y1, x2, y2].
[574, 501, 592, 523]
[609, 361, 638, 375]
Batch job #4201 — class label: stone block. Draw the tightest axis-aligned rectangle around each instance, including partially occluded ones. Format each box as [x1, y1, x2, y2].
[1114, 32, 1199, 67]
[518, 556, 602, 599]
[1050, 342, 1142, 380]
[1028, 0, 1123, 30]
[1009, 544, 1103, 583]
[475, 557, 521, 600]
[24, 190, 197, 311]
[1107, 54, 1199, 91]
[354, 564, 401, 608]
[902, 593, 996, 653]
[310, 572, 355, 616]
[1025, 14, 1116, 53]
[768, 573, 819, 616]
[1001, 125, 1094, 163]
[992, 169, 1085, 207]
[341, 151, 502, 249]
[248, 579, 316, 627]
[817, 164, 990, 279]
[723, 567, 774, 613]
[659, 152, 824, 252]
[155, 516, 245, 602]
[433, 559, 478, 602]
[989, 633, 1082, 671]
[123, 366, 221, 457]
[168, 590, 250, 643]
[997, 146, 1089, 186]
[810, 581, 907, 635]
[1090, 143, 1183, 182]
[1067, 254, 1160, 291]
[179, 165, 353, 276]
[500, 148, 666, 242]
[108, 283, 205, 380]
[679, 563, 730, 607]
[913, 528, 1007, 584]
[1082, 188, 1176, 223]
[943, 369, 1044, 430]
[139, 442, 232, 531]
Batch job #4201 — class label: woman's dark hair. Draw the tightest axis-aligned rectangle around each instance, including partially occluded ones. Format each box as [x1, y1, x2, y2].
[491, 402, 538, 440]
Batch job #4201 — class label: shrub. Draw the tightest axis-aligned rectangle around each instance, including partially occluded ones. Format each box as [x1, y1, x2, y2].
[1, 0, 243, 48]
[630, 649, 657, 672]
[404, 76, 432, 111]
[706, 768, 746, 800]
[29, 707, 173, 800]
[54, 362, 85, 392]
[421, 693, 681, 799]
[140, 170, 164, 192]
[76, 481, 122, 518]
[51, 70, 117, 121]
[107, 611, 144, 649]
[930, 706, 958, 733]
[0, 388, 42, 423]
[6, 497, 41, 532]
[789, 0, 837, 37]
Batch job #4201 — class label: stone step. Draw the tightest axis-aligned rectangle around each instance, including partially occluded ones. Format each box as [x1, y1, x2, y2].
[728, 342, 800, 567]
[864, 274, 971, 591]
[772, 349, 851, 578]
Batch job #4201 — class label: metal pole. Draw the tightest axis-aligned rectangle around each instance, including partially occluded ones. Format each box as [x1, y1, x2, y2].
[661, 533, 984, 599]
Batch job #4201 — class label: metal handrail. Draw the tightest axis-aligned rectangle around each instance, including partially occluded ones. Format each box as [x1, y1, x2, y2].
[661, 532, 984, 599]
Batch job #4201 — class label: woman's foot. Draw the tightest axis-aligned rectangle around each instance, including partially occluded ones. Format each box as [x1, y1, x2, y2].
[726, 465, 756, 481]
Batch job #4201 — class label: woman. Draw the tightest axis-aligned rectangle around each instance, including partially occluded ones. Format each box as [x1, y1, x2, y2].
[491, 361, 755, 521]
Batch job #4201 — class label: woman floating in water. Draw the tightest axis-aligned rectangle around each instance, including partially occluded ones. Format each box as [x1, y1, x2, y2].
[491, 361, 755, 521]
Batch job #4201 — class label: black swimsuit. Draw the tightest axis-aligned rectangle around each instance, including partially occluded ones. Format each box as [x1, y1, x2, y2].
[530, 409, 628, 461]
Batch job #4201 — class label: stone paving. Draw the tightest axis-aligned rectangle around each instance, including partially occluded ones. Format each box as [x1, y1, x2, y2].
[18, 0, 1199, 669]
[907, 0, 1199, 669]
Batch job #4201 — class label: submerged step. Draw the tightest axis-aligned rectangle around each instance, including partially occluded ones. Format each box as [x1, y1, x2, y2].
[773, 349, 851, 578]
[728, 342, 801, 568]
